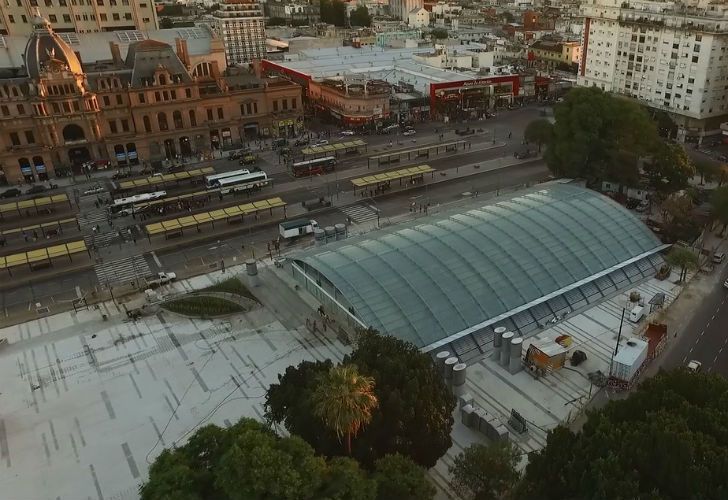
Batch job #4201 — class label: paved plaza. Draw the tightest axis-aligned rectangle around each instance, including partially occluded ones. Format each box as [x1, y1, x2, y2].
[0, 264, 355, 500]
[0, 253, 686, 500]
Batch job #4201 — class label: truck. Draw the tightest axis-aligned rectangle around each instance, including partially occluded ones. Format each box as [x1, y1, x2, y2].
[145, 272, 177, 288]
[279, 219, 319, 239]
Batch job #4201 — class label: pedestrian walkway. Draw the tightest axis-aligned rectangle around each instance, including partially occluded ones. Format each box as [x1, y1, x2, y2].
[84, 230, 120, 249]
[339, 203, 379, 224]
[77, 208, 108, 230]
[94, 254, 151, 286]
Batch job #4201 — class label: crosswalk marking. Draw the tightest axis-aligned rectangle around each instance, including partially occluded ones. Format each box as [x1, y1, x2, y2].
[340, 204, 379, 224]
[78, 209, 108, 230]
[84, 231, 120, 249]
[94, 255, 151, 286]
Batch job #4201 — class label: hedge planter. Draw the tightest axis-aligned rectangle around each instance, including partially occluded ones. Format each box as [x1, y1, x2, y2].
[162, 296, 244, 318]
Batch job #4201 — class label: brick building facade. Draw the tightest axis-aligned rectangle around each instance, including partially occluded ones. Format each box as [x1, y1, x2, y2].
[0, 14, 303, 186]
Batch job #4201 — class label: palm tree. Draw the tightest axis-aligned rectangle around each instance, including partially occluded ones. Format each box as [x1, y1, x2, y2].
[311, 364, 378, 455]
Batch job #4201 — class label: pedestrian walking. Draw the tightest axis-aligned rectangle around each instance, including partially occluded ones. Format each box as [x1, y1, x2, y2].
[508, 131, 512, 139]
[23, 231, 28, 242]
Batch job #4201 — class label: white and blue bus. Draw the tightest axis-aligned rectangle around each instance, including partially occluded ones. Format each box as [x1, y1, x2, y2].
[204, 169, 251, 189]
[108, 190, 167, 216]
[210, 171, 269, 195]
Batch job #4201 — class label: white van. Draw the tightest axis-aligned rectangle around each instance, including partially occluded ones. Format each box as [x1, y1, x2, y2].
[629, 305, 645, 323]
[713, 252, 725, 264]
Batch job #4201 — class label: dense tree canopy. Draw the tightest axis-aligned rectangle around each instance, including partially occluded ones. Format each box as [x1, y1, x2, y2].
[265, 331, 456, 468]
[450, 442, 521, 500]
[349, 5, 372, 27]
[517, 370, 728, 500]
[643, 143, 695, 193]
[320, 0, 347, 26]
[710, 186, 728, 235]
[523, 119, 553, 152]
[140, 418, 432, 500]
[544, 87, 660, 185]
[664, 246, 699, 282]
[431, 28, 449, 39]
[373, 454, 437, 500]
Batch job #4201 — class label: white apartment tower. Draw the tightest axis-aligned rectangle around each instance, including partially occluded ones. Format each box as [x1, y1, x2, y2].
[0, 1, 157, 35]
[390, 0, 424, 22]
[212, 0, 265, 66]
[578, 0, 728, 138]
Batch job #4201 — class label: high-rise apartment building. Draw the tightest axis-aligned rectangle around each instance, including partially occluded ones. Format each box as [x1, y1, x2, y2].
[578, 0, 728, 138]
[212, 0, 266, 66]
[390, 0, 424, 22]
[0, 1, 157, 35]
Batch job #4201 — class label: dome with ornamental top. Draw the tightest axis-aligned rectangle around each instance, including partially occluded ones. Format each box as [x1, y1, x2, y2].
[24, 9, 83, 80]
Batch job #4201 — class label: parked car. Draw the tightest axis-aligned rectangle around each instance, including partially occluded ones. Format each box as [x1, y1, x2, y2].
[25, 184, 46, 195]
[145, 272, 177, 289]
[0, 188, 21, 198]
[514, 150, 533, 159]
[713, 252, 725, 264]
[294, 137, 309, 146]
[636, 200, 650, 212]
[83, 184, 106, 195]
[311, 139, 329, 147]
[112, 171, 132, 180]
[686, 360, 702, 373]
[228, 150, 244, 160]
[340, 130, 355, 136]
[402, 129, 416, 136]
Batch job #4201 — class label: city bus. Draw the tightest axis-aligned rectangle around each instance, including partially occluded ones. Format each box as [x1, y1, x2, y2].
[291, 157, 336, 177]
[204, 169, 250, 189]
[108, 190, 167, 217]
[211, 171, 270, 195]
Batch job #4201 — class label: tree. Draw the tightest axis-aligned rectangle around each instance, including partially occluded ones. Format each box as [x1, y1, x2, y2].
[544, 87, 659, 185]
[319, 457, 377, 500]
[320, 0, 346, 26]
[141, 418, 381, 500]
[523, 119, 553, 152]
[643, 143, 695, 193]
[695, 160, 720, 185]
[349, 5, 372, 27]
[517, 370, 728, 500]
[450, 442, 521, 500]
[666, 248, 699, 276]
[373, 454, 436, 500]
[660, 193, 700, 243]
[312, 364, 378, 455]
[159, 17, 174, 29]
[431, 28, 449, 39]
[265, 331, 456, 468]
[711, 186, 728, 235]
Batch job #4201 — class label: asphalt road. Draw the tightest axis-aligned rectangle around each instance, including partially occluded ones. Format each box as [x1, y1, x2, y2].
[0, 107, 547, 318]
[660, 265, 728, 376]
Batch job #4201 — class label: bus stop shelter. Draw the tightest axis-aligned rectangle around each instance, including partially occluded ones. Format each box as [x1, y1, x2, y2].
[0, 217, 79, 244]
[367, 140, 469, 168]
[0, 240, 89, 275]
[144, 197, 287, 240]
[0, 193, 72, 221]
[114, 167, 215, 193]
[351, 165, 435, 195]
[301, 140, 367, 159]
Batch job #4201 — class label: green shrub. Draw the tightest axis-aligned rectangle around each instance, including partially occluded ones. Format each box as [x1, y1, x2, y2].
[202, 277, 259, 302]
[162, 296, 243, 317]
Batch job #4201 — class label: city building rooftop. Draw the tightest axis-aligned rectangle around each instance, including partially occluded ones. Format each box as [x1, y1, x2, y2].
[295, 183, 667, 351]
[274, 45, 500, 93]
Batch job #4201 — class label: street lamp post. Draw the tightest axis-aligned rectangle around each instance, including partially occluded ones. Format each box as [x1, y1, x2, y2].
[608, 304, 628, 378]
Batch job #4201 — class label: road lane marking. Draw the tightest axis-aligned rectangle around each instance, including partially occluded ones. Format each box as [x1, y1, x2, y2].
[714, 355, 719, 364]
[151, 251, 162, 267]
[720, 348, 724, 354]
[700, 330, 705, 336]
[689, 347, 694, 353]
[712, 314, 716, 320]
